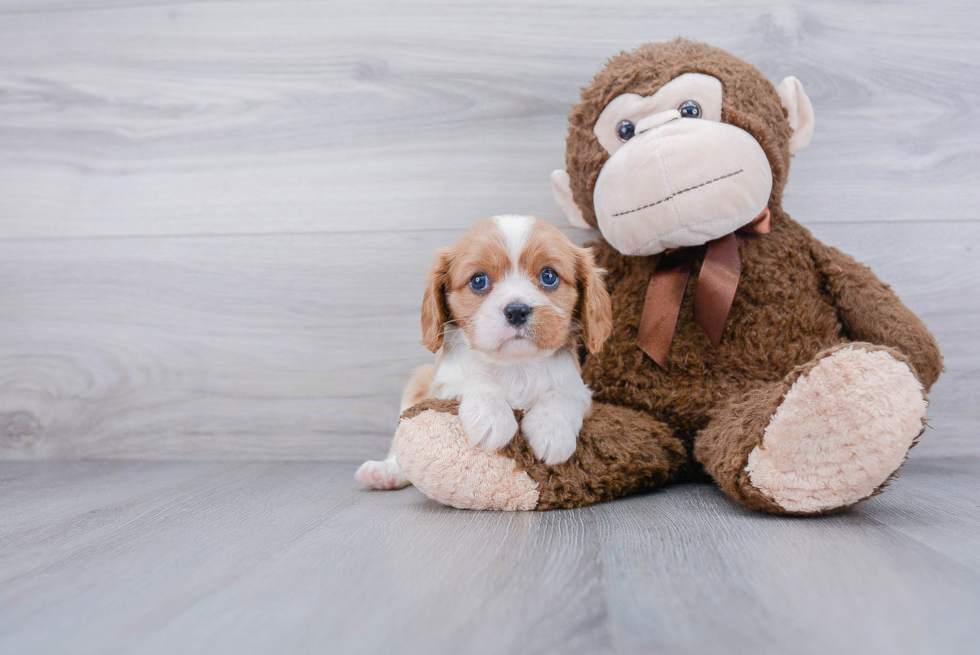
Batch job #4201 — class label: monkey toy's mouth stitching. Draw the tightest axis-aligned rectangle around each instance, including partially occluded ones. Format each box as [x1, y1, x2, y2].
[611, 169, 744, 217]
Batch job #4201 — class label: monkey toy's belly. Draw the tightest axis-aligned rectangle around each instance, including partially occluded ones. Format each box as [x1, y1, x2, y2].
[583, 242, 844, 436]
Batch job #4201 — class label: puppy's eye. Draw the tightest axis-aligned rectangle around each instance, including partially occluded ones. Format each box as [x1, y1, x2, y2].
[469, 273, 490, 293]
[539, 268, 559, 288]
[678, 100, 701, 119]
[616, 120, 635, 142]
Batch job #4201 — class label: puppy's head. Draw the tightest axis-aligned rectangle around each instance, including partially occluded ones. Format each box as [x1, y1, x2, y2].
[421, 215, 612, 359]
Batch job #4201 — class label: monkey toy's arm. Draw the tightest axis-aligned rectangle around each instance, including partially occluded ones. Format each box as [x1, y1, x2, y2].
[809, 238, 943, 391]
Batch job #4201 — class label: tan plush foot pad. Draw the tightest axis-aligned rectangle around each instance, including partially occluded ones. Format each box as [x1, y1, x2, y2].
[746, 346, 926, 513]
[394, 409, 539, 511]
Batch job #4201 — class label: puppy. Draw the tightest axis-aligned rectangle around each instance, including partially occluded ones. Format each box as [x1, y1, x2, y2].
[356, 214, 613, 490]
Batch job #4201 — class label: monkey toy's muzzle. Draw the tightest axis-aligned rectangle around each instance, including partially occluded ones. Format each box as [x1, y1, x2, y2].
[593, 117, 773, 257]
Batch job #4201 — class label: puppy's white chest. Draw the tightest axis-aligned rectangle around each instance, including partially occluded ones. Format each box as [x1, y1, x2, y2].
[489, 359, 553, 410]
[431, 340, 575, 411]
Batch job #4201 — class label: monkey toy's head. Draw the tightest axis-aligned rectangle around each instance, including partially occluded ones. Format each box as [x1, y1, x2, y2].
[552, 39, 815, 256]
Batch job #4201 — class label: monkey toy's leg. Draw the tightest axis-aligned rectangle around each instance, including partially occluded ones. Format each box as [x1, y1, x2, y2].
[695, 343, 927, 515]
[394, 400, 688, 510]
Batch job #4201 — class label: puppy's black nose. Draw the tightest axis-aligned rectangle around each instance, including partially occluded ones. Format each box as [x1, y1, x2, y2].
[504, 302, 532, 327]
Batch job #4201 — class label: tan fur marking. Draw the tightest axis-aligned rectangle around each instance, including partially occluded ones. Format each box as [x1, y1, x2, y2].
[445, 222, 511, 293]
[519, 219, 580, 286]
[400, 363, 436, 412]
[420, 248, 453, 353]
[444, 219, 511, 346]
[575, 248, 613, 354]
[513, 221, 580, 351]
[422, 218, 512, 350]
[526, 305, 571, 351]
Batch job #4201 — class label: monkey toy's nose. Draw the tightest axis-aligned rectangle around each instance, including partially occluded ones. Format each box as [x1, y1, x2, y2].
[635, 108, 681, 135]
[504, 303, 532, 327]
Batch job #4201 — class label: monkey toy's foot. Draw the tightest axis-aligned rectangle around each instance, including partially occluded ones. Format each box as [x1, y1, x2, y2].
[393, 400, 540, 511]
[743, 345, 927, 514]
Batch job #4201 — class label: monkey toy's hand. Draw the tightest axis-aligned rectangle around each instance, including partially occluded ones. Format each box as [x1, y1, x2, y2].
[459, 392, 519, 453]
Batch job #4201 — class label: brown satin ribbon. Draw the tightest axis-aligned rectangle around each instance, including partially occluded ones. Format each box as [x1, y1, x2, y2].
[637, 208, 771, 367]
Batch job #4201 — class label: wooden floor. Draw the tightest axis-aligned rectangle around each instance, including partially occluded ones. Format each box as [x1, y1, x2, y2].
[1, 458, 978, 655]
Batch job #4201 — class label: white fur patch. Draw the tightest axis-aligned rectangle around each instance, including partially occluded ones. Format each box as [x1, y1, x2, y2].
[433, 329, 585, 411]
[746, 347, 926, 513]
[493, 214, 534, 270]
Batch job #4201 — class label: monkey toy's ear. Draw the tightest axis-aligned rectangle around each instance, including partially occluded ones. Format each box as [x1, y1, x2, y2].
[777, 76, 816, 155]
[550, 169, 592, 229]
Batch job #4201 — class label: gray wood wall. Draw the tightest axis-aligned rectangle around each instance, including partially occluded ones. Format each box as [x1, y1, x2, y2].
[1, 0, 977, 460]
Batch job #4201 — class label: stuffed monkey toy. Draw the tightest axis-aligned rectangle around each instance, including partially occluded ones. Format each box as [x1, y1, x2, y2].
[392, 39, 943, 515]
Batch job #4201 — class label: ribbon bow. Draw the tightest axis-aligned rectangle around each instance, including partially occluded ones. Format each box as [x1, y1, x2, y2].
[637, 208, 771, 367]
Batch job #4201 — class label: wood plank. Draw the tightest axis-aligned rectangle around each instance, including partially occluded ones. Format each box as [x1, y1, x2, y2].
[0, 459, 978, 654]
[865, 457, 980, 576]
[0, 461, 611, 655]
[595, 463, 980, 655]
[0, 221, 976, 461]
[0, 229, 443, 460]
[0, 462, 273, 584]
[0, 462, 364, 654]
[0, 0, 978, 239]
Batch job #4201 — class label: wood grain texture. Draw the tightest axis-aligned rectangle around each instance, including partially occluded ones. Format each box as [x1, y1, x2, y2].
[0, 459, 978, 654]
[598, 463, 980, 654]
[0, 222, 976, 460]
[0, 0, 977, 460]
[0, 0, 978, 239]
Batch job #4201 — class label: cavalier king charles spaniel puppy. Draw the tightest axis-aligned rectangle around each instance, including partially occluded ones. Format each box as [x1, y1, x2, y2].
[356, 214, 613, 490]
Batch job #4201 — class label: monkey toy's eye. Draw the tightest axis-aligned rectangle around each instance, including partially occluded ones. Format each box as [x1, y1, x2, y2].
[469, 272, 490, 293]
[678, 100, 702, 119]
[616, 120, 636, 142]
[539, 268, 559, 288]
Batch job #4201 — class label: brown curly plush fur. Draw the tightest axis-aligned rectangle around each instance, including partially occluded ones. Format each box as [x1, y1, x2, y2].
[502, 403, 689, 510]
[399, 39, 943, 514]
[401, 399, 690, 510]
[582, 210, 942, 433]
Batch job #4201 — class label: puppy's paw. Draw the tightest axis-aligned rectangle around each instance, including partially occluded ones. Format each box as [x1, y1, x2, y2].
[459, 395, 519, 452]
[522, 403, 580, 465]
[355, 458, 410, 490]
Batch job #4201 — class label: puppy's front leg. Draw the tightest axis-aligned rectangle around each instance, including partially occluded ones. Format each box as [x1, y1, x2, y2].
[522, 384, 592, 465]
[458, 376, 519, 452]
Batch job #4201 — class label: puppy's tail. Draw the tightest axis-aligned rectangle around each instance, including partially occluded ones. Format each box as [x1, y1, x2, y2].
[400, 363, 436, 412]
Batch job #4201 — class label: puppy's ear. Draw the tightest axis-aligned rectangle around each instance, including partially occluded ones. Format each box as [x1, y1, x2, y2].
[575, 247, 613, 354]
[420, 248, 453, 353]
